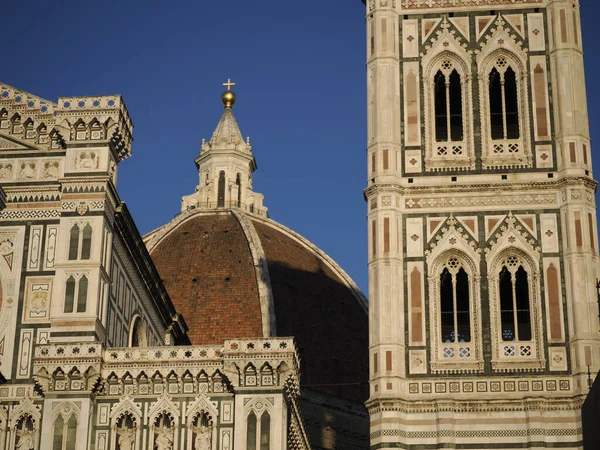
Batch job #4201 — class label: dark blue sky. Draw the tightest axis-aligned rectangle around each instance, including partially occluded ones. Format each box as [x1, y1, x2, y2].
[3, 1, 599, 294]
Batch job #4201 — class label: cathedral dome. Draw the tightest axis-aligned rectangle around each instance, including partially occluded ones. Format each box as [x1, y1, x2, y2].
[144, 208, 369, 401]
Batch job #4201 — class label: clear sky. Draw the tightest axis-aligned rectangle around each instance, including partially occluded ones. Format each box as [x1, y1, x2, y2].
[2, 0, 600, 295]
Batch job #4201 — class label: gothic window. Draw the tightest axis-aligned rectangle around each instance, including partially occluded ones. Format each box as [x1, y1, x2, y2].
[488, 246, 543, 371]
[130, 316, 148, 348]
[77, 276, 88, 313]
[64, 277, 76, 313]
[499, 257, 532, 342]
[52, 413, 77, 450]
[81, 225, 92, 260]
[236, 173, 242, 207]
[424, 53, 473, 171]
[260, 412, 270, 450]
[68, 223, 92, 260]
[439, 258, 471, 344]
[434, 67, 463, 143]
[68, 225, 79, 260]
[428, 249, 483, 372]
[246, 410, 271, 450]
[489, 62, 519, 140]
[217, 171, 225, 208]
[247, 412, 257, 450]
[131, 317, 141, 347]
[479, 51, 531, 168]
[64, 275, 88, 314]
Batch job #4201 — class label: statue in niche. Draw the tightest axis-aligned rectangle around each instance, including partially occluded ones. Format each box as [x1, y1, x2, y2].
[15, 416, 35, 450]
[116, 415, 136, 450]
[192, 413, 212, 450]
[154, 414, 173, 450]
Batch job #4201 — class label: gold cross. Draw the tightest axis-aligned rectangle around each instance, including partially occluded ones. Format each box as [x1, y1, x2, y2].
[223, 78, 236, 90]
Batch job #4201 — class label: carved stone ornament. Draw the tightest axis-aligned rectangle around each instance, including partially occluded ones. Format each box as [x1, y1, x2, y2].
[77, 201, 88, 216]
[0, 163, 13, 180]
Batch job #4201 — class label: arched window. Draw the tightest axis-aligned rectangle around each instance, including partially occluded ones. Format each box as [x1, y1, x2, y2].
[439, 259, 471, 344]
[68, 223, 92, 260]
[64, 276, 76, 313]
[64, 275, 87, 314]
[247, 411, 257, 450]
[489, 61, 520, 140]
[423, 52, 473, 171]
[77, 275, 88, 313]
[52, 415, 64, 450]
[434, 67, 463, 143]
[217, 171, 225, 208]
[81, 225, 92, 260]
[260, 412, 270, 450]
[130, 316, 148, 348]
[68, 225, 80, 260]
[236, 173, 242, 207]
[499, 257, 532, 342]
[53, 413, 77, 450]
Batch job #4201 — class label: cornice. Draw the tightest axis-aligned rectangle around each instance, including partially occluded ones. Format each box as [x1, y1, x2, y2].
[364, 176, 597, 198]
[366, 394, 585, 414]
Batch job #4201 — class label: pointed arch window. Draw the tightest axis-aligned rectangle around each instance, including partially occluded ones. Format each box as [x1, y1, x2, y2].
[68, 225, 80, 260]
[499, 257, 532, 342]
[64, 276, 76, 313]
[260, 412, 270, 450]
[64, 275, 88, 314]
[68, 223, 93, 260]
[480, 51, 531, 168]
[434, 66, 463, 143]
[236, 173, 242, 207]
[247, 411, 257, 450]
[217, 171, 225, 208]
[440, 259, 471, 344]
[429, 250, 483, 372]
[77, 275, 88, 313]
[53, 413, 77, 450]
[81, 225, 92, 260]
[489, 62, 519, 140]
[247, 410, 270, 450]
[424, 53, 474, 171]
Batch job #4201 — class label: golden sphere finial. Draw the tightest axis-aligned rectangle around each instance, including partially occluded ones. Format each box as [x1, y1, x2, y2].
[221, 90, 236, 108]
[221, 78, 236, 108]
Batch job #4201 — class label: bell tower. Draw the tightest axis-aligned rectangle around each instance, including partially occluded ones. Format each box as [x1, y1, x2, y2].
[363, 0, 598, 448]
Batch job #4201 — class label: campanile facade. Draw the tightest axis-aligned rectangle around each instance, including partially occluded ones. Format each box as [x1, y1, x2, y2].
[364, 0, 598, 448]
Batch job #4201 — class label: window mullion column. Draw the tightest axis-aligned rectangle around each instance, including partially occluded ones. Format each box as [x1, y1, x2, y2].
[445, 79, 452, 145]
[500, 73, 508, 140]
[452, 274, 458, 344]
[511, 272, 519, 341]
[256, 418, 261, 450]
[62, 420, 68, 450]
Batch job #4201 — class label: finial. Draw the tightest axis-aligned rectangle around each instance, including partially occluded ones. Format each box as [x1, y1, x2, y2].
[221, 78, 237, 108]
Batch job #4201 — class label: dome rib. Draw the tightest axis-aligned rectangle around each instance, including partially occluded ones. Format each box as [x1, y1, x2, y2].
[147, 210, 265, 345]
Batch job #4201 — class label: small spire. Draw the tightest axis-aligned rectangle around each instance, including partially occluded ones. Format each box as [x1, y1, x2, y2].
[221, 78, 236, 109]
